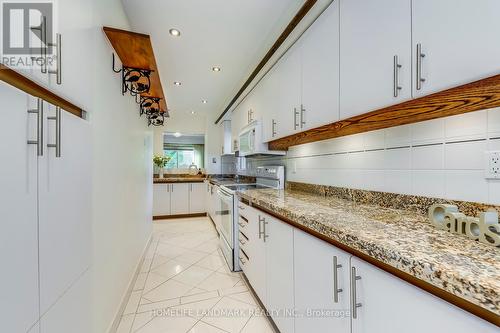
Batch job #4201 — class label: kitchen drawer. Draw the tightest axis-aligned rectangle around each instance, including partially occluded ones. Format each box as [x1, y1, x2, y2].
[237, 200, 255, 220]
[238, 215, 249, 233]
[238, 231, 249, 254]
[238, 248, 249, 270]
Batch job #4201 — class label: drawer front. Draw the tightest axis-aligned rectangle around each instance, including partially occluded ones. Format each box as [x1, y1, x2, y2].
[238, 215, 249, 233]
[238, 248, 249, 270]
[238, 231, 249, 253]
[237, 200, 255, 220]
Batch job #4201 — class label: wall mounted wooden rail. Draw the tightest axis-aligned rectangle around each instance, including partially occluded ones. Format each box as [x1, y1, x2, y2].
[269, 74, 500, 150]
[103, 26, 168, 112]
[215, 0, 318, 124]
[0, 64, 84, 118]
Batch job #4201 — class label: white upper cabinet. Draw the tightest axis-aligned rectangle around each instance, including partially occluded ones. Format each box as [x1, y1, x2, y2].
[340, 0, 412, 119]
[411, 0, 500, 97]
[262, 65, 280, 142]
[300, 0, 340, 129]
[0, 85, 39, 333]
[273, 43, 302, 139]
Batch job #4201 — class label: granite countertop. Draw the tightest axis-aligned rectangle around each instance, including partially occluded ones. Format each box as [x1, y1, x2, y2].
[153, 176, 206, 184]
[237, 188, 500, 317]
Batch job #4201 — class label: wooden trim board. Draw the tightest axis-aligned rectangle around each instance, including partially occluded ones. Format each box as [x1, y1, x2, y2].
[214, 0, 318, 124]
[269, 74, 500, 150]
[0, 64, 84, 118]
[153, 213, 207, 220]
[246, 199, 499, 327]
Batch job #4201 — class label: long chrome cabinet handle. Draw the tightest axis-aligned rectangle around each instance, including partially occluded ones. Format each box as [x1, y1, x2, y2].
[293, 107, 299, 130]
[30, 16, 48, 73]
[416, 43, 426, 90]
[272, 119, 277, 137]
[351, 267, 362, 319]
[300, 104, 306, 128]
[48, 33, 62, 84]
[27, 98, 44, 156]
[333, 256, 343, 303]
[262, 219, 269, 242]
[393, 55, 402, 97]
[258, 215, 265, 239]
[47, 106, 61, 157]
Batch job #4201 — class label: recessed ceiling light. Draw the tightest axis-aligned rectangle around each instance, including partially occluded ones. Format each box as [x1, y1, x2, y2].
[212, 66, 221, 72]
[169, 28, 181, 37]
[173, 81, 181, 86]
[202, 100, 207, 104]
[191, 111, 195, 114]
[174, 132, 181, 137]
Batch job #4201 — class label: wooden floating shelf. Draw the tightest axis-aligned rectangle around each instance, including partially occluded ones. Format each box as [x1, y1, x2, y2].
[269, 74, 500, 150]
[103, 26, 168, 112]
[0, 64, 84, 118]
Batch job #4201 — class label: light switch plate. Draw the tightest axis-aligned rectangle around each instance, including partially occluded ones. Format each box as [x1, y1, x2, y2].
[485, 151, 500, 179]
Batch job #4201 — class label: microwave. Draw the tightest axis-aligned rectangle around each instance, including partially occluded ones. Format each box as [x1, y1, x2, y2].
[238, 121, 286, 157]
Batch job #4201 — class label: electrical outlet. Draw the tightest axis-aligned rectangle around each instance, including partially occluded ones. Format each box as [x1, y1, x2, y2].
[485, 151, 500, 179]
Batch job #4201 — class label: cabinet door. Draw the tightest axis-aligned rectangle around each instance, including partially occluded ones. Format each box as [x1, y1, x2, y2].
[170, 183, 190, 215]
[0, 85, 39, 332]
[350, 257, 498, 333]
[340, 0, 411, 120]
[294, 229, 351, 333]
[412, 0, 500, 97]
[301, 0, 340, 129]
[38, 105, 92, 314]
[48, 0, 93, 110]
[261, 70, 278, 143]
[273, 43, 301, 139]
[266, 216, 295, 333]
[189, 183, 206, 214]
[245, 211, 267, 306]
[153, 184, 171, 216]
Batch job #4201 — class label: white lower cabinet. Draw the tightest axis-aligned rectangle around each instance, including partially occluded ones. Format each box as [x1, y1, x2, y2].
[153, 184, 171, 216]
[153, 182, 207, 216]
[294, 229, 351, 333]
[239, 203, 497, 333]
[265, 215, 295, 333]
[350, 257, 498, 333]
[189, 183, 206, 214]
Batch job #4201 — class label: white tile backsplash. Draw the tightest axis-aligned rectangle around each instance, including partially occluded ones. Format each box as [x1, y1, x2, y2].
[412, 145, 444, 170]
[241, 110, 499, 204]
[445, 110, 488, 141]
[444, 141, 487, 170]
[488, 107, 500, 137]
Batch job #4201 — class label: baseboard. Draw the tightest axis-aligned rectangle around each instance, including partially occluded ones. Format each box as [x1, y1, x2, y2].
[241, 273, 281, 333]
[153, 212, 207, 220]
[107, 235, 153, 333]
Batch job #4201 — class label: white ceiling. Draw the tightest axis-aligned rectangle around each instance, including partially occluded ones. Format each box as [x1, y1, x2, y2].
[121, 0, 304, 121]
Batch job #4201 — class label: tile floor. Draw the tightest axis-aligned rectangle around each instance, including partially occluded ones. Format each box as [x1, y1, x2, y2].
[115, 217, 275, 333]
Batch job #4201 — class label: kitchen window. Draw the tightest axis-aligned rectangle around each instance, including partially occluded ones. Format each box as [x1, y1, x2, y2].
[164, 144, 204, 169]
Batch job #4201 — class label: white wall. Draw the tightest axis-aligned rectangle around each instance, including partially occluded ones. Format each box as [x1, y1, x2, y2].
[90, 1, 153, 332]
[242, 108, 500, 205]
[204, 112, 224, 174]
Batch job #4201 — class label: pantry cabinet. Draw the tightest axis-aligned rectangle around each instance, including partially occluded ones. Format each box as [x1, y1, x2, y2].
[0, 83, 91, 332]
[411, 0, 500, 97]
[294, 229, 351, 333]
[38, 103, 92, 314]
[0, 84, 39, 333]
[340, 0, 412, 119]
